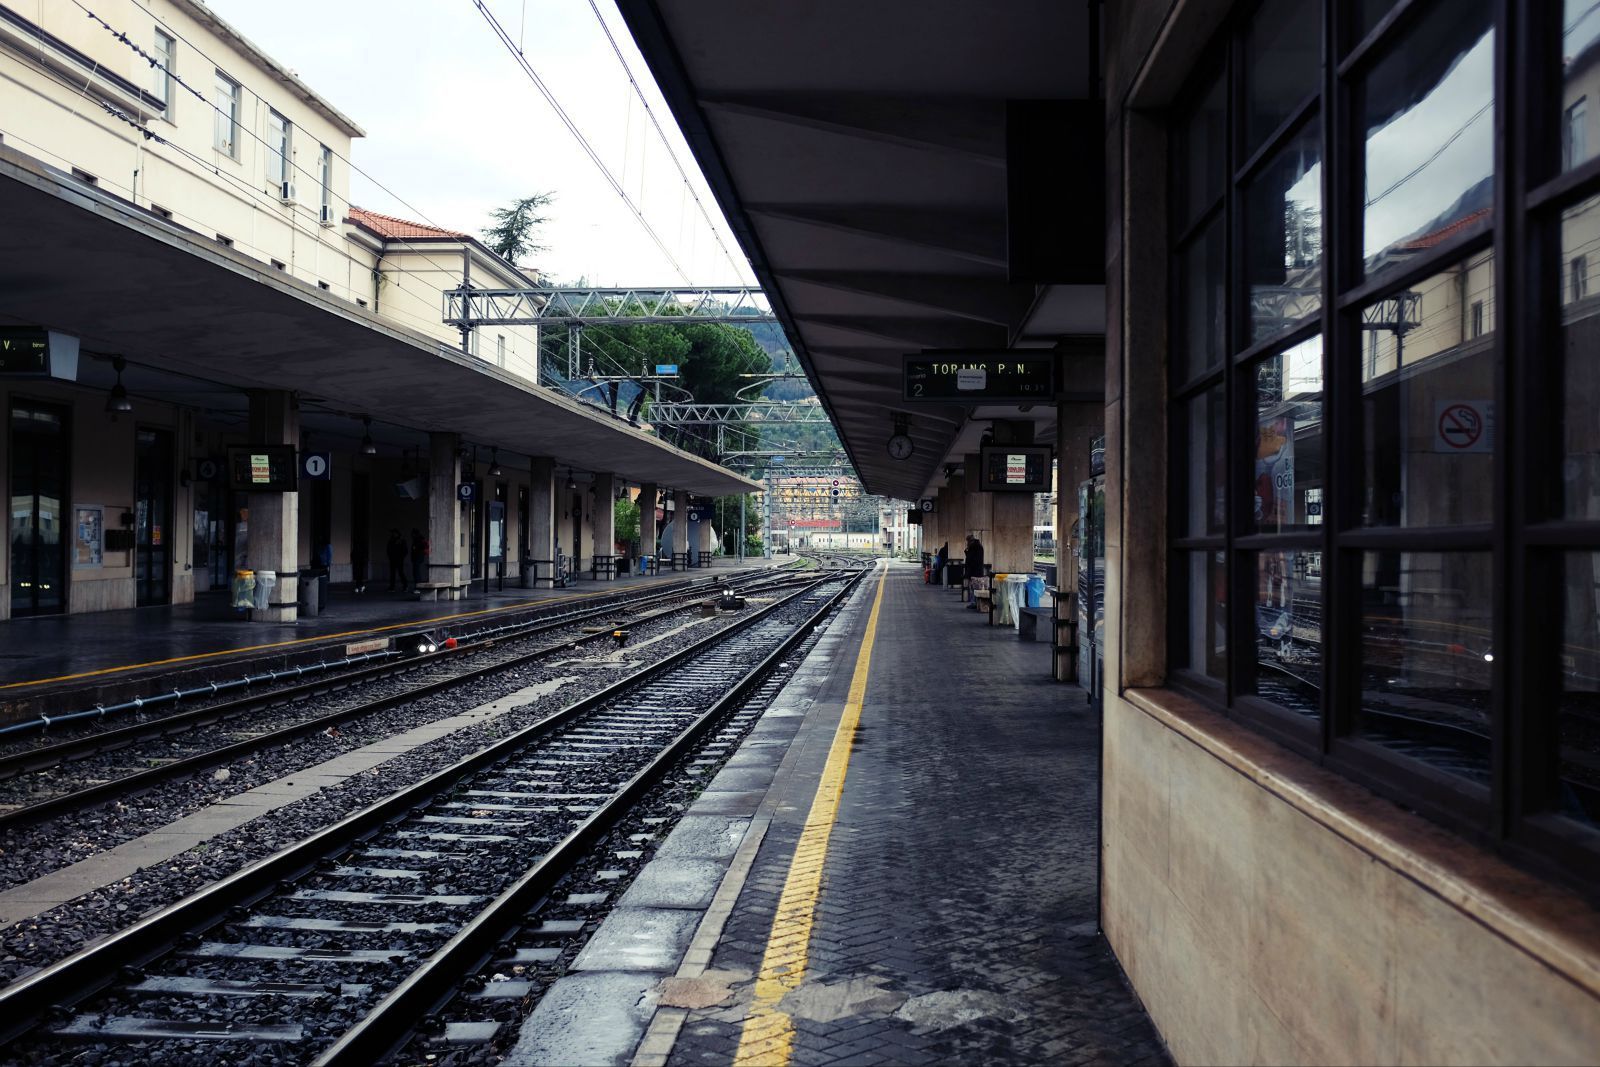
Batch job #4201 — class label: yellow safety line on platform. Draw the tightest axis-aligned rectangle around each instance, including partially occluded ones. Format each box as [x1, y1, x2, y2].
[733, 562, 888, 1067]
[0, 588, 622, 691]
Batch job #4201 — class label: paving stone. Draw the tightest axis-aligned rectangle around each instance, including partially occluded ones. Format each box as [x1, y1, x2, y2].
[667, 568, 1170, 1067]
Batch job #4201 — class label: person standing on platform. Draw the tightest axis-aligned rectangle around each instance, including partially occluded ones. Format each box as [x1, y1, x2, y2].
[933, 541, 948, 586]
[386, 529, 408, 592]
[965, 534, 985, 608]
[351, 537, 369, 594]
[410, 528, 429, 589]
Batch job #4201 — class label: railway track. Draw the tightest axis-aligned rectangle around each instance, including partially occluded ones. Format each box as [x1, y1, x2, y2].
[0, 569, 864, 1064]
[0, 570, 815, 831]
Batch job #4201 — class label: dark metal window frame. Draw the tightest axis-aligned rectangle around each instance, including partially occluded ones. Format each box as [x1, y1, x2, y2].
[1166, 0, 1600, 888]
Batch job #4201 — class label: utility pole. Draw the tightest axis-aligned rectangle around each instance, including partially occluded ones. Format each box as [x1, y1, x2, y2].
[739, 492, 746, 562]
[763, 470, 774, 558]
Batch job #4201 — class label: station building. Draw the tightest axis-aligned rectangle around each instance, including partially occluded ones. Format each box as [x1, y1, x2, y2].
[0, 0, 755, 623]
[617, 0, 1600, 1061]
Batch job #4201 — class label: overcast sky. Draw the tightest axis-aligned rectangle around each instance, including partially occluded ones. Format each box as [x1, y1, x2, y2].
[203, 0, 753, 288]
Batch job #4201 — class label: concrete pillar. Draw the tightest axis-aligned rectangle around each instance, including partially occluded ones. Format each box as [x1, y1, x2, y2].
[247, 390, 298, 622]
[529, 456, 555, 587]
[638, 482, 658, 561]
[939, 480, 966, 550]
[964, 452, 992, 546]
[428, 432, 464, 594]
[1055, 402, 1101, 681]
[592, 472, 616, 578]
[989, 490, 1033, 575]
[672, 489, 690, 566]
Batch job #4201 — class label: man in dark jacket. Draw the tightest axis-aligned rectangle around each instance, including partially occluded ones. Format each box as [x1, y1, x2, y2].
[964, 535, 985, 608]
[385, 529, 407, 592]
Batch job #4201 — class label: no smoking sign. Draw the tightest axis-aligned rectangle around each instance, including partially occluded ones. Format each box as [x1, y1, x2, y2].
[1433, 400, 1493, 454]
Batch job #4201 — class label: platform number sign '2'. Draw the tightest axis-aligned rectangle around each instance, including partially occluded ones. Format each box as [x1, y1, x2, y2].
[1433, 400, 1494, 454]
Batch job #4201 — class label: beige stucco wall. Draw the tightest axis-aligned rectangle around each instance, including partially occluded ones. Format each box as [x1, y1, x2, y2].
[1102, 688, 1600, 1066]
[0, 0, 372, 304]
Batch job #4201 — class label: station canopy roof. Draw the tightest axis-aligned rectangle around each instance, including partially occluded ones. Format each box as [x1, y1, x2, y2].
[0, 150, 758, 497]
[615, 0, 1105, 501]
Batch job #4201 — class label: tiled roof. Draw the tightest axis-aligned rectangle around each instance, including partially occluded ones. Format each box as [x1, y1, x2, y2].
[348, 206, 467, 240]
[1399, 207, 1491, 251]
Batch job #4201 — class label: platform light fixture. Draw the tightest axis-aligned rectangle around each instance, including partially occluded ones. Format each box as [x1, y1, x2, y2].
[566, 469, 577, 491]
[488, 447, 503, 477]
[361, 416, 376, 455]
[105, 356, 133, 415]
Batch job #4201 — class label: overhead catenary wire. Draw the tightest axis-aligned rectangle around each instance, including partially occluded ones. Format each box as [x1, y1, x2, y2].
[471, 0, 691, 283]
[583, 0, 746, 282]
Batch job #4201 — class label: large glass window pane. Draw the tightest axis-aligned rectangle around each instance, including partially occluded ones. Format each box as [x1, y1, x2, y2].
[1251, 549, 1322, 716]
[1561, 195, 1600, 520]
[1563, 1, 1600, 173]
[1560, 551, 1600, 828]
[1181, 385, 1227, 536]
[1177, 550, 1228, 681]
[1177, 217, 1226, 380]
[1242, 0, 1321, 155]
[1252, 335, 1324, 533]
[1245, 121, 1322, 342]
[1173, 74, 1226, 231]
[1358, 255, 1495, 527]
[1359, 0, 1494, 279]
[1357, 550, 1493, 788]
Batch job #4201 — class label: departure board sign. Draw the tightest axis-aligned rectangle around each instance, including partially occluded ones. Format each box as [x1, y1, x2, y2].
[903, 352, 1054, 402]
[979, 444, 1052, 492]
[227, 445, 299, 492]
[0, 328, 79, 379]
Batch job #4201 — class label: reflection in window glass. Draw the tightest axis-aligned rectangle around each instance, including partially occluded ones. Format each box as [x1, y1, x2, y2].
[1251, 550, 1322, 716]
[1359, 255, 1495, 527]
[1242, 0, 1321, 155]
[1561, 552, 1600, 827]
[1245, 121, 1322, 342]
[1357, 551, 1493, 787]
[1177, 217, 1226, 381]
[1360, 0, 1493, 278]
[1353, 0, 1401, 48]
[1564, 1, 1600, 172]
[1183, 385, 1227, 536]
[1561, 196, 1600, 520]
[1174, 75, 1227, 230]
[1179, 551, 1228, 682]
[1253, 335, 1323, 533]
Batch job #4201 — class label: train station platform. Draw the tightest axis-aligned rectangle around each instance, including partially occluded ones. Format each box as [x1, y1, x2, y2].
[511, 561, 1168, 1066]
[0, 557, 791, 720]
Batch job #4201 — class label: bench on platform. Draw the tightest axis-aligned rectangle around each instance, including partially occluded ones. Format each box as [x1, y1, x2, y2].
[1018, 604, 1052, 641]
[638, 554, 659, 576]
[415, 580, 469, 602]
[591, 554, 619, 580]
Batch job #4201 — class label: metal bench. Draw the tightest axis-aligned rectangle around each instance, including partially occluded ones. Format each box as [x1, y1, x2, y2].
[590, 554, 618, 580]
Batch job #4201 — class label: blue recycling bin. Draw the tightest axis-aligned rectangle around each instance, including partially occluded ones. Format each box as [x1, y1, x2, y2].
[1025, 574, 1045, 608]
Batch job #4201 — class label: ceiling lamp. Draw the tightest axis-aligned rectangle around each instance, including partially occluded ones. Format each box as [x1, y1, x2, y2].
[361, 416, 377, 455]
[566, 470, 577, 491]
[488, 447, 503, 477]
[105, 356, 133, 414]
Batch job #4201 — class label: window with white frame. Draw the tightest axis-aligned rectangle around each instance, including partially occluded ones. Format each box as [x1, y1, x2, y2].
[267, 109, 291, 190]
[152, 30, 175, 120]
[214, 71, 240, 157]
[319, 145, 333, 220]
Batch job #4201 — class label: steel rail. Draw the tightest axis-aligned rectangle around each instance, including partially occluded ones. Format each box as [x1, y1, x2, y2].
[0, 568, 799, 779]
[319, 569, 865, 1065]
[0, 572, 849, 1050]
[0, 571, 819, 831]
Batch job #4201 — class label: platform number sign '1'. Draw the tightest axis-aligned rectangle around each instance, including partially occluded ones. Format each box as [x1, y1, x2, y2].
[302, 451, 331, 481]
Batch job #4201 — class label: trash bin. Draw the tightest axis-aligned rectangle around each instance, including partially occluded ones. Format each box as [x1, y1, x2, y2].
[252, 570, 277, 612]
[299, 575, 323, 617]
[231, 569, 255, 611]
[520, 559, 534, 588]
[1001, 574, 1029, 627]
[1025, 574, 1046, 608]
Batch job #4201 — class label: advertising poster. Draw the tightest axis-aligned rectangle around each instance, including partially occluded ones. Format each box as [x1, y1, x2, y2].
[1255, 416, 1295, 528]
[74, 506, 103, 568]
